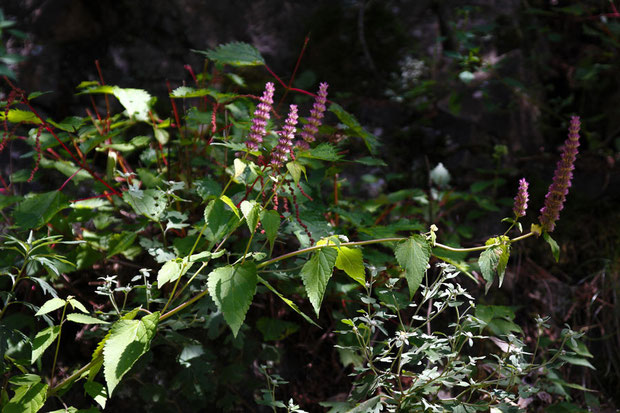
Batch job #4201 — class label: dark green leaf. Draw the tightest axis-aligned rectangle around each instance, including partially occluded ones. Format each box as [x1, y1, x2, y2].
[198, 42, 266, 66]
[300, 247, 338, 317]
[260, 210, 280, 254]
[13, 191, 69, 229]
[207, 262, 257, 337]
[394, 235, 432, 299]
[329, 103, 379, 154]
[203, 198, 239, 243]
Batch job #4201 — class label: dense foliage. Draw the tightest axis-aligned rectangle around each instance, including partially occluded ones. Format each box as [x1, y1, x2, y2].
[0, 37, 602, 412]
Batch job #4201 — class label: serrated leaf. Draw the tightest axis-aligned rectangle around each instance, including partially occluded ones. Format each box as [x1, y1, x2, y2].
[299, 143, 342, 161]
[31, 325, 60, 364]
[220, 195, 240, 219]
[84, 381, 107, 409]
[2, 383, 47, 413]
[34, 297, 66, 316]
[286, 161, 306, 185]
[157, 258, 194, 288]
[479, 246, 500, 294]
[112, 87, 152, 122]
[13, 191, 70, 230]
[67, 298, 88, 314]
[543, 232, 560, 262]
[7, 374, 40, 386]
[329, 103, 379, 154]
[496, 244, 510, 288]
[0, 109, 42, 124]
[66, 313, 109, 325]
[207, 262, 257, 337]
[257, 276, 319, 327]
[335, 247, 365, 286]
[103, 312, 159, 395]
[300, 247, 338, 317]
[240, 200, 260, 232]
[106, 231, 137, 258]
[200, 42, 265, 66]
[123, 188, 166, 222]
[260, 210, 280, 254]
[203, 198, 239, 243]
[394, 235, 432, 299]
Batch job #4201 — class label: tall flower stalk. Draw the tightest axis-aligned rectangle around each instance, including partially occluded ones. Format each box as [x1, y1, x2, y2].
[539, 116, 581, 232]
[246, 82, 275, 151]
[298, 82, 328, 149]
[513, 178, 529, 219]
[271, 104, 298, 168]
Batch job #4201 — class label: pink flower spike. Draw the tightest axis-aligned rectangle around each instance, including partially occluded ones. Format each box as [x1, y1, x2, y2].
[246, 82, 275, 152]
[271, 104, 298, 168]
[513, 178, 529, 218]
[539, 116, 581, 232]
[299, 82, 328, 147]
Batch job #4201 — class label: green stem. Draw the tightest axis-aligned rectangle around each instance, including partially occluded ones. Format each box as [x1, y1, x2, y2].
[50, 303, 68, 387]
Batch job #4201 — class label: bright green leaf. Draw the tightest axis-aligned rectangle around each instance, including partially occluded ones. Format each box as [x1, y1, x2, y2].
[335, 246, 365, 286]
[543, 232, 560, 262]
[13, 191, 69, 229]
[2, 382, 47, 413]
[67, 298, 88, 314]
[84, 381, 107, 409]
[7, 374, 41, 386]
[66, 313, 109, 325]
[31, 325, 60, 364]
[233, 158, 246, 178]
[35, 297, 65, 316]
[103, 312, 159, 395]
[199, 42, 266, 67]
[286, 161, 306, 185]
[157, 258, 194, 288]
[300, 247, 338, 317]
[219, 195, 240, 219]
[260, 210, 280, 254]
[240, 200, 260, 232]
[394, 235, 432, 299]
[112, 87, 152, 122]
[203, 198, 238, 243]
[496, 244, 510, 288]
[207, 262, 257, 337]
[0, 109, 42, 124]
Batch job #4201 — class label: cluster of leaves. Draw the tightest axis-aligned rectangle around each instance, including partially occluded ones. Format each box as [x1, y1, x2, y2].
[0, 42, 594, 411]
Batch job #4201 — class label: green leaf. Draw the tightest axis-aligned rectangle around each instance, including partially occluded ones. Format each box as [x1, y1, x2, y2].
[496, 244, 510, 288]
[479, 246, 500, 294]
[260, 210, 280, 254]
[394, 235, 432, 299]
[31, 325, 60, 364]
[257, 276, 319, 327]
[219, 195, 240, 219]
[329, 103, 379, 154]
[34, 297, 66, 316]
[207, 262, 257, 337]
[300, 247, 338, 317]
[67, 298, 88, 313]
[543, 231, 560, 262]
[157, 258, 194, 288]
[203, 198, 239, 243]
[106, 231, 138, 258]
[335, 247, 365, 286]
[112, 87, 152, 122]
[2, 382, 47, 413]
[66, 313, 109, 325]
[123, 188, 166, 222]
[199, 42, 266, 66]
[233, 158, 247, 178]
[286, 161, 306, 185]
[0, 109, 42, 124]
[13, 191, 70, 229]
[256, 317, 299, 341]
[103, 312, 159, 395]
[240, 200, 260, 232]
[299, 143, 342, 161]
[84, 381, 107, 409]
[558, 354, 596, 369]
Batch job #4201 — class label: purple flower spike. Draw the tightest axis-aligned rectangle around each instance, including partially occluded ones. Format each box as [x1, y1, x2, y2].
[299, 82, 328, 147]
[539, 116, 581, 232]
[513, 178, 529, 218]
[246, 82, 275, 151]
[271, 104, 298, 168]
